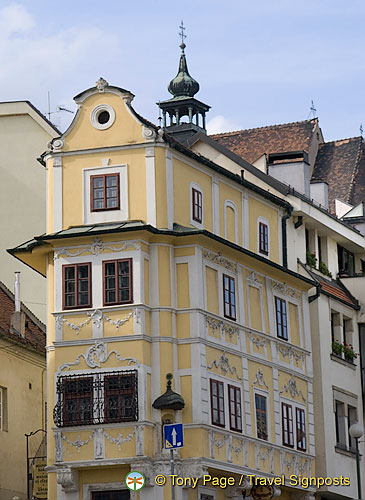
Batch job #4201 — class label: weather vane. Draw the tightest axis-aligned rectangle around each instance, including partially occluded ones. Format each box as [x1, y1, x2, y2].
[360, 124, 363, 137]
[179, 20, 186, 45]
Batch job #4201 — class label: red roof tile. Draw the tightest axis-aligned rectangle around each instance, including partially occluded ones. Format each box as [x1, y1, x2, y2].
[211, 119, 318, 164]
[0, 282, 46, 355]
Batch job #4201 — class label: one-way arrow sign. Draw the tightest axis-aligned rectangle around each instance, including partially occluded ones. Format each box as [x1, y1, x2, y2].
[163, 423, 184, 449]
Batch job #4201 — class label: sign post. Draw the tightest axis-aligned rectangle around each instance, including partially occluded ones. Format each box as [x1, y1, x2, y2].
[163, 423, 184, 500]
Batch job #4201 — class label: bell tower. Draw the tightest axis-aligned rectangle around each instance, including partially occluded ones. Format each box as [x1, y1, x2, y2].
[158, 22, 210, 141]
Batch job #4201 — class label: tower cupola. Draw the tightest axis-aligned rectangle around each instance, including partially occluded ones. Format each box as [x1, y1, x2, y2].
[158, 22, 210, 142]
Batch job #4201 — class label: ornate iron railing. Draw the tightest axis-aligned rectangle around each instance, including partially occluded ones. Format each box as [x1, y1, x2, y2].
[53, 370, 138, 427]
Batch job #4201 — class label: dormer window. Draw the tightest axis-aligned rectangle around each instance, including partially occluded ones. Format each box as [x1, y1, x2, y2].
[91, 174, 120, 212]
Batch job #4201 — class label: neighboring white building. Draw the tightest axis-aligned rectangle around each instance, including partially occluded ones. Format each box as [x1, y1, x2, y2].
[0, 101, 59, 321]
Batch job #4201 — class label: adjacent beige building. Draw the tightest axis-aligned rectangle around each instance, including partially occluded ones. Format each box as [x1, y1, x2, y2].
[0, 101, 59, 321]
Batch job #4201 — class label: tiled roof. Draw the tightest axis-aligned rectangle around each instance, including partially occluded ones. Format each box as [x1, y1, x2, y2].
[312, 137, 363, 213]
[309, 272, 359, 308]
[0, 282, 46, 355]
[210, 119, 318, 164]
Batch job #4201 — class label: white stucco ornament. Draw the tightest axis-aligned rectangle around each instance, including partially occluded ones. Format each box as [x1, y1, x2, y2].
[96, 77, 108, 92]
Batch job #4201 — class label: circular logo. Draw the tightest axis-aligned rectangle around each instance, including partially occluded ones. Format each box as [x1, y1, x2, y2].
[125, 471, 146, 491]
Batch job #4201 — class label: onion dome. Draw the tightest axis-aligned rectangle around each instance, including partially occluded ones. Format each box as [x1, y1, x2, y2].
[168, 43, 200, 98]
[152, 373, 185, 410]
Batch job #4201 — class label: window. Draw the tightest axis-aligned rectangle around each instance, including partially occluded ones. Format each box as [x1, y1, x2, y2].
[91, 173, 120, 212]
[103, 259, 133, 305]
[338, 245, 355, 276]
[255, 394, 268, 440]
[63, 263, 91, 309]
[210, 379, 225, 427]
[54, 371, 138, 427]
[228, 385, 242, 432]
[335, 400, 346, 448]
[259, 222, 269, 255]
[282, 402, 294, 447]
[296, 408, 306, 451]
[275, 297, 288, 340]
[192, 188, 202, 223]
[348, 405, 357, 450]
[223, 274, 236, 320]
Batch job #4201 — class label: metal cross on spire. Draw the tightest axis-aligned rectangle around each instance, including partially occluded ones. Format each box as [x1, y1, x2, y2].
[179, 21, 186, 44]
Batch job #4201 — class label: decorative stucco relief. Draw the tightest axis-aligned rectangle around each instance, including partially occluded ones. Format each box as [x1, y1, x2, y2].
[54, 308, 139, 335]
[207, 352, 242, 380]
[205, 315, 239, 340]
[252, 369, 269, 390]
[54, 237, 140, 260]
[280, 377, 306, 402]
[272, 280, 300, 301]
[57, 341, 140, 374]
[203, 250, 237, 272]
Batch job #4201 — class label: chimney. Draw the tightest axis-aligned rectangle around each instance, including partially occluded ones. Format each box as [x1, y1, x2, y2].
[11, 272, 25, 337]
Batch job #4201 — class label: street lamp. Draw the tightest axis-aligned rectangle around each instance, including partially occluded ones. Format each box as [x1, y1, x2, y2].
[349, 422, 364, 500]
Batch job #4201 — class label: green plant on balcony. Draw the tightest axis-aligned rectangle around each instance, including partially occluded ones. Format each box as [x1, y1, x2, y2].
[319, 260, 332, 277]
[343, 343, 358, 361]
[306, 251, 317, 268]
[332, 340, 343, 356]
[331, 340, 358, 361]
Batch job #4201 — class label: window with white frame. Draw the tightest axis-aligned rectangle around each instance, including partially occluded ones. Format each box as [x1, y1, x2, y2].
[190, 182, 204, 228]
[223, 274, 236, 321]
[228, 385, 242, 432]
[210, 378, 242, 432]
[281, 401, 306, 451]
[275, 296, 288, 340]
[257, 217, 269, 257]
[210, 379, 225, 427]
[254, 392, 268, 440]
[83, 164, 128, 225]
[334, 390, 358, 452]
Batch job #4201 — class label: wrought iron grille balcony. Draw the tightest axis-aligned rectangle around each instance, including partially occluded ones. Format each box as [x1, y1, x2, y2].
[53, 370, 138, 427]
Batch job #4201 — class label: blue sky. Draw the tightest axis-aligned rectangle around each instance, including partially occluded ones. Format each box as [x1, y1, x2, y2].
[1, 1, 365, 140]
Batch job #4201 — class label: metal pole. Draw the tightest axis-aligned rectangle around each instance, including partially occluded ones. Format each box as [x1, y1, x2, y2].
[355, 437, 362, 500]
[170, 448, 175, 500]
[26, 434, 30, 500]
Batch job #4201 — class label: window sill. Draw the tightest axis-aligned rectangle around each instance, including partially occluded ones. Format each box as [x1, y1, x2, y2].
[330, 354, 357, 369]
[335, 445, 356, 458]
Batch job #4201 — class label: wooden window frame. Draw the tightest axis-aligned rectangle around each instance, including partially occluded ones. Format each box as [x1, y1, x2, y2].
[255, 393, 268, 440]
[90, 173, 120, 212]
[296, 407, 306, 451]
[259, 222, 269, 255]
[104, 373, 137, 423]
[275, 296, 288, 340]
[63, 376, 93, 426]
[210, 379, 225, 428]
[223, 274, 236, 321]
[192, 187, 203, 223]
[103, 258, 133, 306]
[228, 384, 242, 432]
[282, 402, 294, 448]
[62, 263, 92, 310]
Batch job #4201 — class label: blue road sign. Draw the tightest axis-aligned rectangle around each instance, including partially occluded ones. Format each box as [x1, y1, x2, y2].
[164, 423, 184, 449]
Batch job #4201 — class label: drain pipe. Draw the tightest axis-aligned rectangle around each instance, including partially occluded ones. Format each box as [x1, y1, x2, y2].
[282, 207, 292, 268]
[309, 283, 321, 303]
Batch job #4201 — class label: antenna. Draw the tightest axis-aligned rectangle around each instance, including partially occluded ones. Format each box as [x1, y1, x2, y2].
[307, 100, 317, 119]
[158, 101, 162, 127]
[360, 124, 363, 137]
[46, 91, 75, 122]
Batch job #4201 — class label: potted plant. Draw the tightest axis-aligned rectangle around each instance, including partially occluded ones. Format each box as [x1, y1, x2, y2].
[306, 251, 317, 268]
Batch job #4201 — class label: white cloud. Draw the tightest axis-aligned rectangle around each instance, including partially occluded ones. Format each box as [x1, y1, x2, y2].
[0, 3, 120, 125]
[206, 115, 242, 135]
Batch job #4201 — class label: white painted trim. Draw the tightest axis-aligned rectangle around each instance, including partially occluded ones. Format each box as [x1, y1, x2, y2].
[166, 149, 174, 229]
[224, 199, 238, 244]
[53, 156, 63, 232]
[82, 163, 128, 225]
[83, 482, 128, 500]
[212, 177, 220, 235]
[257, 216, 270, 259]
[252, 386, 271, 443]
[146, 147, 156, 227]
[90, 104, 115, 130]
[190, 181, 204, 230]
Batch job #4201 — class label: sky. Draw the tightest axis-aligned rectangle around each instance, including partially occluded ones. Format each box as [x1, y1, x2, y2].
[1, 0, 365, 141]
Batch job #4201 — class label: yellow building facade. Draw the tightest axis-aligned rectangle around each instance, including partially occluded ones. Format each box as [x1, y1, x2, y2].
[11, 77, 317, 500]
